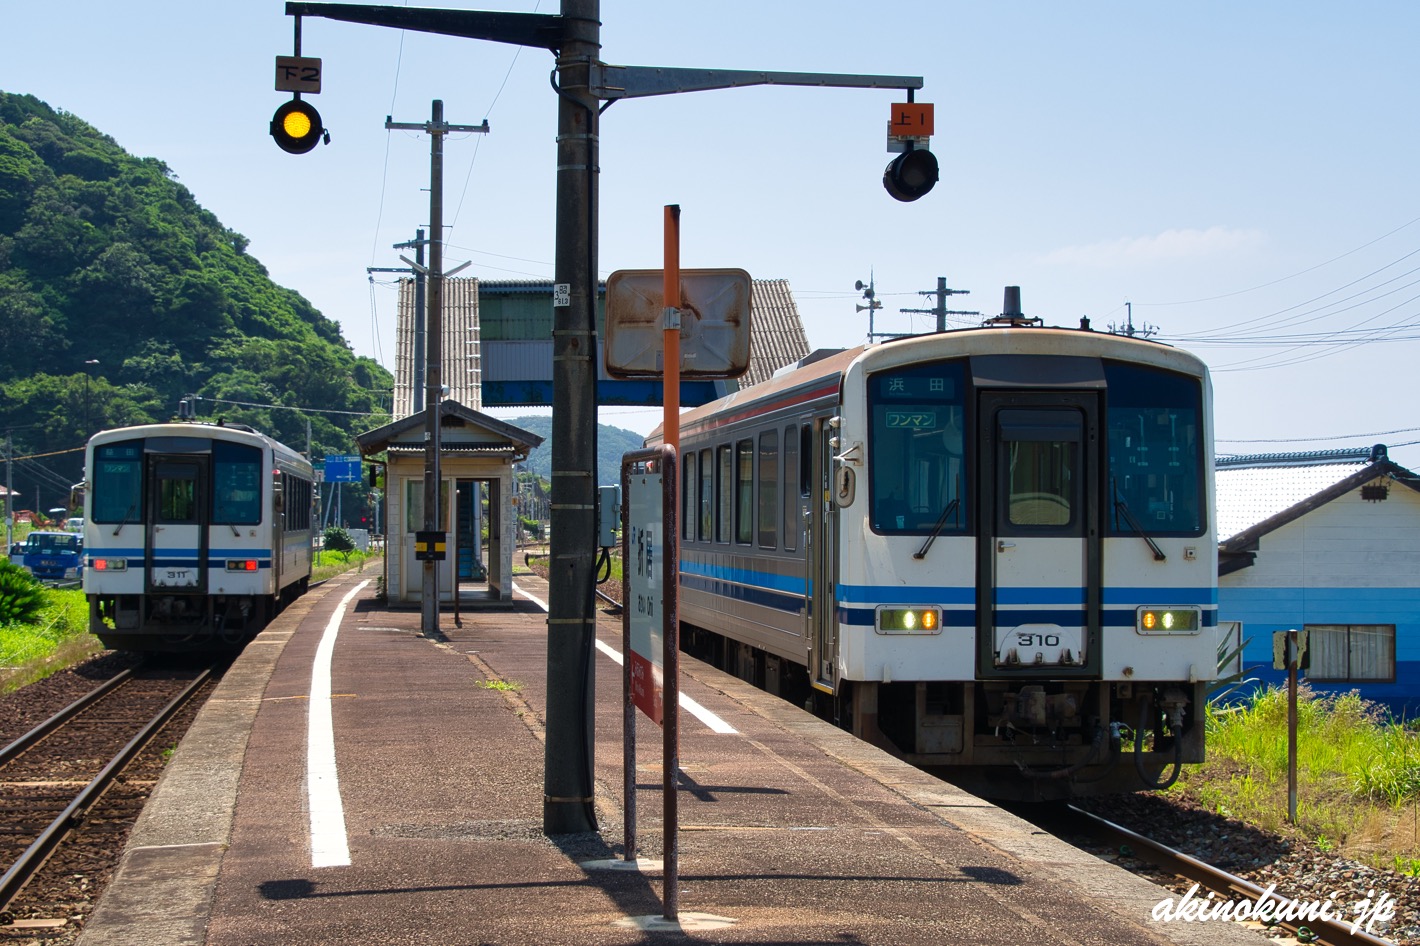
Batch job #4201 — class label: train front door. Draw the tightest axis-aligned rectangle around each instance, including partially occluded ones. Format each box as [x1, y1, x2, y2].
[147, 455, 208, 593]
[977, 393, 1100, 677]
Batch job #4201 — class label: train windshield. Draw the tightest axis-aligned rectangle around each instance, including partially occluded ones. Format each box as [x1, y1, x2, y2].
[92, 440, 144, 523]
[868, 360, 968, 534]
[1103, 361, 1205, 535]
[212, 441, 262, 524]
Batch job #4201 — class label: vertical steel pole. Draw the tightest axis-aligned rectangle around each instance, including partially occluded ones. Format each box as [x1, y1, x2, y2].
[545, 0, 601, 835]
[1287, 629, 1299, 825]
[622, 472, 636, 862]
[422, 100, 446, 637]
[660, 209, 682, 919]
[662, 444, 680, 921]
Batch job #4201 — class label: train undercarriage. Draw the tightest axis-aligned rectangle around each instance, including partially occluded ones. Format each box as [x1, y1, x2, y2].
[90, 580, 306, 652]
[682, 622, 1207, 802]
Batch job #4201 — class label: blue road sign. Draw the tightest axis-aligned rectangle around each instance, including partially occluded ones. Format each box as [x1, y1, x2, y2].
[325, 455, 362, 483]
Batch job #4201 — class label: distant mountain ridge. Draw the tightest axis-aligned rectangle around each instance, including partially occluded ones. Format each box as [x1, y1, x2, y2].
[502, 415, 646, 486]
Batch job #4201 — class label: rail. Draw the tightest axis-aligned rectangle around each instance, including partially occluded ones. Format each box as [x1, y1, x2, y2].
[0, 667, 214, 921]
[0, 668, 136, 767]
[1066, 805, 1395, 946]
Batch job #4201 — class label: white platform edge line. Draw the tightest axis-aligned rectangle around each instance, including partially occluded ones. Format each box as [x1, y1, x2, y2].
[513, 582, 737, 735]
[307, 579, 369, 868]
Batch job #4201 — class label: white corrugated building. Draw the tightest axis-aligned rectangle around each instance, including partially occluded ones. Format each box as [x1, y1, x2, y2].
[1216, 444, 1420, 709]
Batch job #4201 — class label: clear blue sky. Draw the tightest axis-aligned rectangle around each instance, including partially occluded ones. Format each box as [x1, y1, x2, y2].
[5, 2, 1419, 464]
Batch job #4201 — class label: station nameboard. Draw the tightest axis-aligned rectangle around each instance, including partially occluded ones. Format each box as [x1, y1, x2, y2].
[626, 469, 664, 724]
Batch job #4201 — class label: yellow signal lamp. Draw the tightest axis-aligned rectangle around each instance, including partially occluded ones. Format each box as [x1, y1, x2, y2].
[270, 98, 326, 155]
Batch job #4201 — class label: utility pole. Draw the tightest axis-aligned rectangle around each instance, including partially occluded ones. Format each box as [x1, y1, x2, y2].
[386, 100, 485, 637]
[4, 435, 12, 552]
[1109, 301, 1157, 338]
[369, 227, 429, 414]
[900, 276, 978, 333]
[545, 0, 602, 834]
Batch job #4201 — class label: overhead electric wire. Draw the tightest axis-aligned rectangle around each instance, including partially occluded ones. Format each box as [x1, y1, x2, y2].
[1136, 212, 1420, 308]
[193, 396, 386, 418]
[1163, 248, 1420, 343]
[1218, 423, 1420, 444]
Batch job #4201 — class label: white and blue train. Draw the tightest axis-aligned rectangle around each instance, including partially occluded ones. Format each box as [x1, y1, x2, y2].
[81, 422, 315, 652]
[658, 295, 1218, 799]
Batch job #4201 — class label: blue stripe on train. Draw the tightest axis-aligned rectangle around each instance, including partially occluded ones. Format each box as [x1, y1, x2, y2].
[679, 572, 804, 613]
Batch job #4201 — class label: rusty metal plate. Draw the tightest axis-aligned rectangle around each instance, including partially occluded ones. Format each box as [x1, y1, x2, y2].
[604, 268, 752, 379]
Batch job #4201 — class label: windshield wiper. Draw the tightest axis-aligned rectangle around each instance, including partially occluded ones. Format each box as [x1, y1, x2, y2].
[216, 505, 240, 537]
[913, 497, 960, 560]
[1113, 484, 1166, 561]
[112, 504, 135, 537]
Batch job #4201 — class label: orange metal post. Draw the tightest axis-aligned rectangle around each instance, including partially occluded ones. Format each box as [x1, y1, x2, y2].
[663, 205, 681, 450]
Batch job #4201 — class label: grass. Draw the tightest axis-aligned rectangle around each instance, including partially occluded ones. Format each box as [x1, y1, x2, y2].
[476, 679, 522, 692]
[1175, 684, 1420, 867]
[312, 548, 376, 582]
[0, 587, 103, 693]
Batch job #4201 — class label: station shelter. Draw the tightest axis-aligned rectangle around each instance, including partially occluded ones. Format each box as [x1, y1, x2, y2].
[356, 400, 542, 607]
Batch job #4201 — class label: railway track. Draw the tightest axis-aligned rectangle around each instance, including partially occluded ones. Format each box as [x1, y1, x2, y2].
[0, 663, 217, 932]
[1055, 804, 1397, 946]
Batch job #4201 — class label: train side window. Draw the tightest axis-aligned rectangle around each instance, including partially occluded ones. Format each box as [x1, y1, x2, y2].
[717, 445, 732, 543]
[699, 449, 713, 541]
[799, 424, 812, 498]
[758, 430, 778, 549]
[782, 425, 798, 552]
[92, 439, 144, 523]
[735, 439, 754, 545]
[289, 476, 311, 531]
[212, 441, 262, 525]
[682, 452, 696, 541]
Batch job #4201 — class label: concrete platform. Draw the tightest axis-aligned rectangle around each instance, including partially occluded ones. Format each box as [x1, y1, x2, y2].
[77, 567, 1272, 946]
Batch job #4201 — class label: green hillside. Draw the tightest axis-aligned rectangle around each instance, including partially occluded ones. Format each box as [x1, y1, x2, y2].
[504, 415, 647, 487]
[0, 92, 392, 513]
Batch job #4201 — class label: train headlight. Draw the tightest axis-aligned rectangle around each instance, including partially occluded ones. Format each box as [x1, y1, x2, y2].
[93, 558, 127, 572]
[877, 606, 942, 635]
[1136, 607, 1202, 635]
[227, 560, 261, 572]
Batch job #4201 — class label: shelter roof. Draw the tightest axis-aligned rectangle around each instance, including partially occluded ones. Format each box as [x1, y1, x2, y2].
[356, 399, 543, 460]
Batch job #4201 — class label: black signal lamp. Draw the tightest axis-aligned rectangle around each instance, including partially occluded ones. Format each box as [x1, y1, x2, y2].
[270, 98, 326, 154]
[883, 146, 938, 202]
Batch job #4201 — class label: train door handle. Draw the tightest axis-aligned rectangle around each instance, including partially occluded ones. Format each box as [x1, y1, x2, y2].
[997, 540, 1016, 552]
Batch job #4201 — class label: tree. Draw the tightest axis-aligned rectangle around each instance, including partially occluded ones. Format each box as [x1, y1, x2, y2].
[323, 526, 356, 562]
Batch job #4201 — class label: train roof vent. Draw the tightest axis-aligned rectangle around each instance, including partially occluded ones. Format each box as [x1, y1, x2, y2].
[982, 285, 1043, 328]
